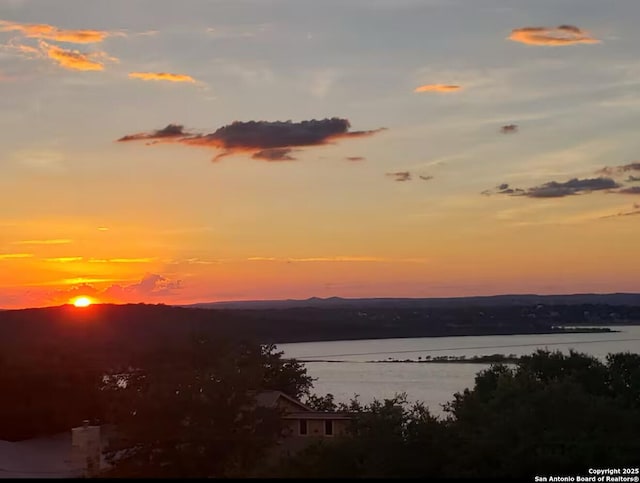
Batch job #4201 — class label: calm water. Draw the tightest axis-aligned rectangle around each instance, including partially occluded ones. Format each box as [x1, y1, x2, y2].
[278, 326, 640, 414]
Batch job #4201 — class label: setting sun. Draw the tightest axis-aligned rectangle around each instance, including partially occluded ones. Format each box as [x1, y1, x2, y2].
[72, 296, 93, 308]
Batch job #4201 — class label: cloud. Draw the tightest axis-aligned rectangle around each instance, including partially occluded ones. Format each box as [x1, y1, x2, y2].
[525, 178, 620, 198]
[386, 171, 412, 182]
[5, 39, 41, 56]
[13, 238, 72, 245]
[481, 183, 524, 196]
[287, 257, 389, 263]
[128, 72, 196, 83]
[309, 68, 340, 98]
[251, 148, 296, 161]
[39, 41, 114, 71]
[168, 257, 228, 265]
[248, 256, 428, 263]
[55, 283, 99, 300]
[508, 25, 600, 46]
[118, 124, 187, 142]
[88, 257, 155, 263]
[384, 171, 435, 182]
[53, 273, 182, 304]
[601, 203, 640, 219]
[44, 257, 83, 263]
[414, 84, 461, 93]
[485, 178, 620, 198]
[598, 162, 640, 176]
[118, 118, 385, 161]
[57, 277, 124, 285]
[345, 156, 365, 161]
[2, 38, 117, 73]
[620, 162, 640, 172]
[0, 20, 114, 43]
[103, 273, 182, 300]
[500, 124, 518, 134]
[615, 186, 640, 195]
[384, 172, 434, 182]
[205, 23, 270, 39]
[0, 253, 33, 260]
[133, 30, 159, 37]
[51, 273, 183, 303]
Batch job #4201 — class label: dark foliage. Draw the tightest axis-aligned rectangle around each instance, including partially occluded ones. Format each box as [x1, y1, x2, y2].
[101, 336, 312, 478]
[274, 350, 640, 478]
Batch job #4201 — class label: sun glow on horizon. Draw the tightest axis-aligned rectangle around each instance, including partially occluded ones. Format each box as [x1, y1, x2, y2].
[72, 296, 93, 307]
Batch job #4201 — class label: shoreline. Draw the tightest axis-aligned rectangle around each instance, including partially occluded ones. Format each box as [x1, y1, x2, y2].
[275, 327, 618, 346]
[300, 356, 522, 364]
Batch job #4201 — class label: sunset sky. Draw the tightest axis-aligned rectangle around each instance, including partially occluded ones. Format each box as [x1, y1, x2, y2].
[1, 0, 639, 308]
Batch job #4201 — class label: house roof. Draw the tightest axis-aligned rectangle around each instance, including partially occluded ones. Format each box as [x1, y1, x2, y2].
[254, 390, 314, 412]
[254, 391, 352, 420]
[282, 412, 352, 420]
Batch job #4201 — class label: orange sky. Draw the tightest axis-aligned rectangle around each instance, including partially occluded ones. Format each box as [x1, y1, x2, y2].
[1, 1, 639, 308]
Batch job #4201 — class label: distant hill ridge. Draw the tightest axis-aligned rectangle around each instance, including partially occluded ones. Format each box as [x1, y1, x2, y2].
[184, 293, 640, 310]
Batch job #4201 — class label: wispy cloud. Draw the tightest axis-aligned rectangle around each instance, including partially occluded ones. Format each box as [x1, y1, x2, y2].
[290, 257, 390, 263]
[128, 72, 196, 83]
[118, 123, 187, 143]
[39, 41, 116, 71]
[482, 183, 524, 196]
[0, 20, 116, 44]
[600, 203, 640, 219]
[500, 124, 518, 134]
[508, 25, 600, 46]
[205, 23, 270, 39]
[0, 253, 33, 260]
[615, 186, 640, 195]
[251, 148, 296, 161]
[6, 40, 40, 55]
[414, 84, 461, 93]
[118, 118, 385, 161]
[132, 30, 159, 38]
[44, 257, 83, 263]
[13, 238, 72, 245]
[248, 256, 428, 263]
[103, 273, 182, 300]
[385, 171, 433, 182]
[168, 257, 228, 265]
[88, 257, 155, 263]
[386, 171, 412, 182]
[597, 162, 640, 176]
[484, 178, 620, 198]
[58, 277, 125, 286]
[309, 68, 340, 98]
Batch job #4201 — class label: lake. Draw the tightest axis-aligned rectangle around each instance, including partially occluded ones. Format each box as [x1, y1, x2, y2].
[278, 326, 640, 414]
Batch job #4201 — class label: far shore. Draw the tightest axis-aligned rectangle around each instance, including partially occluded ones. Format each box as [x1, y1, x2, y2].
[300, 355, 522, 364]
[279, 326, 618, 346]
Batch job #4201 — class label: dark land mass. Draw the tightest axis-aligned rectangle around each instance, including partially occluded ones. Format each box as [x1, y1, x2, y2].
[0, 300, 638, 354]
[186, 293, 640, 310]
